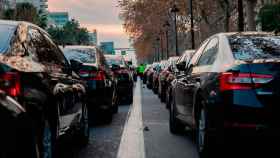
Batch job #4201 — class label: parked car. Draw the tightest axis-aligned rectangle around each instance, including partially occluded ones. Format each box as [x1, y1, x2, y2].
[158, 56, 179, 102]
[152, 60, 167, 94]
[0, 20, 88, 158]
[170, 32, 280, 157]
[143, 64, 151, 85]
[63, 46, 117, 123]
[146, 63, 158, 89]
[105, 55, 134, 104]
[166, 50, 195, 109]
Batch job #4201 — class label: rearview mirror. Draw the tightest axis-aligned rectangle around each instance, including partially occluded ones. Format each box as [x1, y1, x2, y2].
[176, 61, 186, 71]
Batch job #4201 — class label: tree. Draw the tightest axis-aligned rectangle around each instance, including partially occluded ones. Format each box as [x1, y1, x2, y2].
[47, 19, 90, 45]
[257, 4, 280, 31]
[118, 0, 238, 62]
[2, 3, 48, 29]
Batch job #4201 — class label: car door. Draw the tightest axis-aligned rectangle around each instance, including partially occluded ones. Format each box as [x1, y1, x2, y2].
[185, 37, 219, 125]
[175, 39, 212, 124]
[28, 27, 80, 129]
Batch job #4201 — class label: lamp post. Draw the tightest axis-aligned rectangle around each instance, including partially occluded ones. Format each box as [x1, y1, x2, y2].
[163, 21, 170, 59]
[156, 37, 161, 61]
[171, 3, 179, 56]
[189, 0, 195, 49]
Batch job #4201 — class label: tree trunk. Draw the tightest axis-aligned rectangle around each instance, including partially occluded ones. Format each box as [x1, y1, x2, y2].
[238, 0, 244, 31]
[246, 0, 256, 31]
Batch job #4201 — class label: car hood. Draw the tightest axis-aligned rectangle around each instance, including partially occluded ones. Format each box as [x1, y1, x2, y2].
[0, 55, 45, 72]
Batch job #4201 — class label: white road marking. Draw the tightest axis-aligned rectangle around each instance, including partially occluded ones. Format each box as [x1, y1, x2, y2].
[117, 80, 145, 158]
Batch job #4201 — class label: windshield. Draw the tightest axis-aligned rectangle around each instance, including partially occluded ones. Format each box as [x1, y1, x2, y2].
[228, 35, 280, 61]
[105, 56, 125, 66]
[63, 47, 96, 63]
[0, 24, 16, 53]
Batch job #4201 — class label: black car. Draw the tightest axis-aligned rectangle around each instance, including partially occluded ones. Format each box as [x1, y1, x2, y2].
[105, 55, 133, 104]
[0, 20, 89, 157]
[165, 50, 194, 108]
[170, 32, 280, 157]
[63, 46, 117, 123]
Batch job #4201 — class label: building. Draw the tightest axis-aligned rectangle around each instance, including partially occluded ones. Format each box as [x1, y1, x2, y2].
[100, 42, 115, 55]
[0, 0, 15, 10]
[88, 29, 98, 46]
[15, 0, 48, 12]
[48, 12, 69, 28]
[243, 0, 280, 31]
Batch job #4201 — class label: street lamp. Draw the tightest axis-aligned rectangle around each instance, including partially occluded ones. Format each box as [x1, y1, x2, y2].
[163, 21, 170, 59]
[171, 3, 179, 56]
[189, 0, 195, 49]
[156, 37, 161, 61]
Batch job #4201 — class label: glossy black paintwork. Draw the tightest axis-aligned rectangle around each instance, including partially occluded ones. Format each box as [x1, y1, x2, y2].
[0, 21, 86, 156]
[172, 34, 280, 135]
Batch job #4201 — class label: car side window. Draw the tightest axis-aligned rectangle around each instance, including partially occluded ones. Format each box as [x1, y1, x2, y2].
[42, 33, 69, 67]
[197, 38, 219, 66]
[28, 27, 68, 72]
[188, 39, 209, 67]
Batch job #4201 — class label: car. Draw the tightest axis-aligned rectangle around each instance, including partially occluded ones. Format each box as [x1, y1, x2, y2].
[158, 56, 179, 103]
[165, 50, 194, 109]
[170, 32, 280, 157]
[105, 55, 134, 104]
[143, 64, 151, 84]
[63, 46, 117, 123]
[152, 61, 167, 94]
[0, 20, 88, 157]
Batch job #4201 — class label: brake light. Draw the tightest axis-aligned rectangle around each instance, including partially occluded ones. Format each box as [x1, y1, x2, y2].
[94, 71, 105, 81]
[79, 70, 105, 81]
[0, 72, 21, 97]
[220, 72, 273, 91]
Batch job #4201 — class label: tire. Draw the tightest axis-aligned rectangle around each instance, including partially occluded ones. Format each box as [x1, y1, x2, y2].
[38, 119, 56, 158]
[77, 104, 90, 145]
[169, 99, 185, 134]
[104, 108, 113, 124]
[196, 105, 218, 158]
[113, 104, 119, 114]
[112, 90, 119, 114]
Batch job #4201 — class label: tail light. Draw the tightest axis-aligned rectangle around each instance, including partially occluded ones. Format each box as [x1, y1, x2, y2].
[79, 70, 105, 81]
[220, 72, 273, 91]
[0, 72, 21, 97]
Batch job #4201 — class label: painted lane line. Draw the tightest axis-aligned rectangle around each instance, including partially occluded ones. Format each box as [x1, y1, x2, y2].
[117, 80, 145, 158]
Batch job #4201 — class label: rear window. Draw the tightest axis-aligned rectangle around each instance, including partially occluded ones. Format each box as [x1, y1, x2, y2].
[0, 24, 16, 53]
[228, 35, 280, 61]
[105, 56, 125, 66]
[63, 47, 96, 63]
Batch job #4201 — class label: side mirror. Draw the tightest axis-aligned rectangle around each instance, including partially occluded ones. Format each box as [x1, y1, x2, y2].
[176, 61, 186, 71]
[70, 59, 82, 71]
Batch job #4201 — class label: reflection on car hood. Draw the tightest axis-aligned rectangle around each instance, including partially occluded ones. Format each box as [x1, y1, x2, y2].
[0, 54, 45, 72]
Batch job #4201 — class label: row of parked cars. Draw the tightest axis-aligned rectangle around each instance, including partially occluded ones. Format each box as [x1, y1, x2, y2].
[144, 32, 280, 157]
[0, 20, 134, 158]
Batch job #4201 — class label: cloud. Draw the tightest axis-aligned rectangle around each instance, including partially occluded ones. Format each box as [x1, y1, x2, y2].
[48, 0, 130, 48]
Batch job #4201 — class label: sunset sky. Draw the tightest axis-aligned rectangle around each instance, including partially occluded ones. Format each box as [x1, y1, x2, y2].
[48, 0, 130, 48]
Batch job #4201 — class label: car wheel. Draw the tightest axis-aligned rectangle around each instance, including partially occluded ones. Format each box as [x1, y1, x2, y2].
[112, 90, 119, 114]
[104, 108, 113, 124]
[196, 106, 216, 158]
[77, 104, 90, 145]
[169, 99, 184, 134]
[38, 120, 56, 158]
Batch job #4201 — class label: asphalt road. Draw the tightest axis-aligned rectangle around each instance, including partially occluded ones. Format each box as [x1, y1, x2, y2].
[57, 80, 280, 158]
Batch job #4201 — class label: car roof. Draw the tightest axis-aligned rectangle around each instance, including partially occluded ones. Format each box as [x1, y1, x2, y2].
[63, 45, 97, 50]
[215, 32, 275, 38]
[0, 20, 50, 36]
